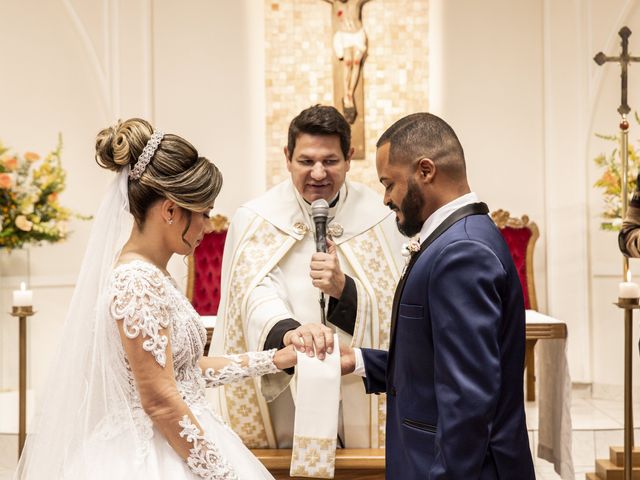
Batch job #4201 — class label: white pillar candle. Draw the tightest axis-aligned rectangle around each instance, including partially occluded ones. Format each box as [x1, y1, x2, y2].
[12, 282, 33, 307]
[619, 272, 640, 298]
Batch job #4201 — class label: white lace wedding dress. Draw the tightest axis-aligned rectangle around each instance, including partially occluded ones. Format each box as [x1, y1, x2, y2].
[63, 260, 276, 479]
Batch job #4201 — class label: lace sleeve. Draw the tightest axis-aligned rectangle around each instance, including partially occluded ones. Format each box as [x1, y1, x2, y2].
[110, 263, 171, 367]
[179, 416, 238, 479]
[202, 349, 279, 388]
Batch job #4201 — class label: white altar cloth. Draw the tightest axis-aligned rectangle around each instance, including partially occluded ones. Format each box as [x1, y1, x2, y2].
[526, 309, 574, 479]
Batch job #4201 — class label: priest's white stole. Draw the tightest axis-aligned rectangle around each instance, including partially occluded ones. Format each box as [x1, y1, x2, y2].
[289, 333, 341, 478]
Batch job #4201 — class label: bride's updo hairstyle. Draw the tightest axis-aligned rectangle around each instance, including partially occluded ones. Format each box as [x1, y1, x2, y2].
[94, 118, 222, 236]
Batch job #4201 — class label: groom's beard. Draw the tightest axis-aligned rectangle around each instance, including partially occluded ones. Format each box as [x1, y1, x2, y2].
[395, 179, 424, 238]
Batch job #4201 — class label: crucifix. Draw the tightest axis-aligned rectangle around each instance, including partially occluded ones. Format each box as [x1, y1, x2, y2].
[321, 0, 372, 159]
[594, 26, 640, 480]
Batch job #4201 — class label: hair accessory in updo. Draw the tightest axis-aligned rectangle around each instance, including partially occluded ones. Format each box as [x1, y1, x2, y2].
[129, 130, 164, 180]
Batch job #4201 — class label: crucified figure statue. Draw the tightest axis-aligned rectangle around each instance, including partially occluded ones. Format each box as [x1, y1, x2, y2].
[322, 0, 372, 124]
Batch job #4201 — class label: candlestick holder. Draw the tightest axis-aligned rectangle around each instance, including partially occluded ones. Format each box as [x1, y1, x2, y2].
[9, 305, 36, 458]
[617, 297, 640, 308]
[11, 306, 34, 316]
[615, 299, 639, 480]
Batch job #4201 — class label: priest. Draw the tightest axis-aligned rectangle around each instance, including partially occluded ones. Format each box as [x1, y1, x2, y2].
[209, 105, 404, 449]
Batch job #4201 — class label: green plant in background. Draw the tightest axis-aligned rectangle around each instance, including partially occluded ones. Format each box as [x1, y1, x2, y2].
[0, 135, 90, 249]
[593, 112, 640, 231]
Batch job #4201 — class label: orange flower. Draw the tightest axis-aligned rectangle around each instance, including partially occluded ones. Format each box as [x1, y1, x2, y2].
[601, 170, 618, 187]
[3, 157, 18, 171]
[0, 173, 12, 189]
[47, 192, 58, 203]
[24, 152, 40, 163]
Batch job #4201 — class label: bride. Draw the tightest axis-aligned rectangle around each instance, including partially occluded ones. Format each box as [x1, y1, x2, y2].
[15, 118, 310, 479]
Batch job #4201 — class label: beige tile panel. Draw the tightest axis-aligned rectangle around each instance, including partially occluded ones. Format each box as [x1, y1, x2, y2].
[265, 0, 429, 192]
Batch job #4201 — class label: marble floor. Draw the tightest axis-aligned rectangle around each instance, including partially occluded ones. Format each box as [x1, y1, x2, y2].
[0, 394, 636, 479]
[528, 395, 639, 479]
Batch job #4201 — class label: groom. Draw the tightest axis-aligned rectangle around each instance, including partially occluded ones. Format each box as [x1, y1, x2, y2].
[340, 113, 535, 478]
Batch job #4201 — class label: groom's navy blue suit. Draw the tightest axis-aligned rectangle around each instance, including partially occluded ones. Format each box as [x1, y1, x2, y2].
[362, 203, 535, 479]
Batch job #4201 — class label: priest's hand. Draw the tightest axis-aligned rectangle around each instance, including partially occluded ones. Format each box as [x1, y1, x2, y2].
[273, 345, 298, 371]
[339, 344, 356, 375]
[283, 323, 334, 360]
[310, 238, 346, 299]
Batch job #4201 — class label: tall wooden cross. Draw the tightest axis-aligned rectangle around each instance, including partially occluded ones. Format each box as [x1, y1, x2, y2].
[594, 26, 640, 480]
[594, 27, 640, 115]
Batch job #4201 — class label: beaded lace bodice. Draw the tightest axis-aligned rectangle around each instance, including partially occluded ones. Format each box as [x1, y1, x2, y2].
[110, 261, 212, 413]
[107, 260, 279, 479]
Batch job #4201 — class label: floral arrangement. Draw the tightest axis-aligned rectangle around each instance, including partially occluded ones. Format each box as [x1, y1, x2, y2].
[0, 136, 88, 249]
[593, 113, 640, 231]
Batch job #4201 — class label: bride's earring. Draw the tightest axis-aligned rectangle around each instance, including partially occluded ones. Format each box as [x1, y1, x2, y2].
[167, 218, 173, 225]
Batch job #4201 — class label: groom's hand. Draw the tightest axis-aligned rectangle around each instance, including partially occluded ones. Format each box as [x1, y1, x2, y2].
[283, 323, 334, 360]
[339, 344, 356, 375]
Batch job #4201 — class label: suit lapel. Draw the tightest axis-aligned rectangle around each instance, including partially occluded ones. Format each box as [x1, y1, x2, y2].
[387, 202, 490, 370]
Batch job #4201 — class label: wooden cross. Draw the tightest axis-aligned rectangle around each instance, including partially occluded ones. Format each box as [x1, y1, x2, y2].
[594, 27, 640, 115]
[594, 27, 640, 480]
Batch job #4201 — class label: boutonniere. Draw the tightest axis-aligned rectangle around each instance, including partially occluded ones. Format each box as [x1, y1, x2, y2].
[400, 239, 421, 277]
[401, 239, 421, 258]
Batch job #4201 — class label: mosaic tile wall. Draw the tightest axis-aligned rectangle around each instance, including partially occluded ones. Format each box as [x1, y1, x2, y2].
[265, 0, 429, 192]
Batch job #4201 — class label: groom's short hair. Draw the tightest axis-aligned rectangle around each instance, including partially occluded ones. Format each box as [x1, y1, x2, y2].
[377, 112, 466, 181]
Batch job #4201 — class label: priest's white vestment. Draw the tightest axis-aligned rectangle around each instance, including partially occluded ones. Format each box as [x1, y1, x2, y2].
[209, 179, 403, 448]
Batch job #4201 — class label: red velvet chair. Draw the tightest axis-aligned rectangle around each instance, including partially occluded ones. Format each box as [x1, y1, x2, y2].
[491, 209, 540, 401]
[187, 214, 229, 354]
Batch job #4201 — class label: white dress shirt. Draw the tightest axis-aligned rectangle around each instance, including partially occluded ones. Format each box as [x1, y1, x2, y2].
[352, 192, 480, 376]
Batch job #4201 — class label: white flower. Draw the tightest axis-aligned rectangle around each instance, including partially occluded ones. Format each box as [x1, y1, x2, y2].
[15, 215, 33, 232]
[401, 239, 421, 257]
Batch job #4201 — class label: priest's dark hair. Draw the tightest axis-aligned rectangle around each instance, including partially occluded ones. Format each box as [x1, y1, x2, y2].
[287, 105, 351, 159]
[377, 112, 466, 181]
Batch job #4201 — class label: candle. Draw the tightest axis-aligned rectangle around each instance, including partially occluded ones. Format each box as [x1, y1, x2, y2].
[12, 282, 33, 307]
[619, 272, 640, 299]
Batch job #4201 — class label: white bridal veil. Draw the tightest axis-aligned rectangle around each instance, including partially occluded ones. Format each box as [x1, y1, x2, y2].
[15, 169, 136, 478]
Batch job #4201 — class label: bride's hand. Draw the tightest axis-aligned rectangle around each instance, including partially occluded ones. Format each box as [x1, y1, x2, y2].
[273, 344, 298, 371]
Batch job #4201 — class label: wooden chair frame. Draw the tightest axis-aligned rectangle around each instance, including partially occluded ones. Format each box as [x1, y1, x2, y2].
[491, 209, 540, 310]
[491, 209, 541, 401]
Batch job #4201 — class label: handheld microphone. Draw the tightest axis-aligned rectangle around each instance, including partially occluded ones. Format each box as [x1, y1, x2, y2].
[311, 199, 330, 253]
[311, 198, 330, 325]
